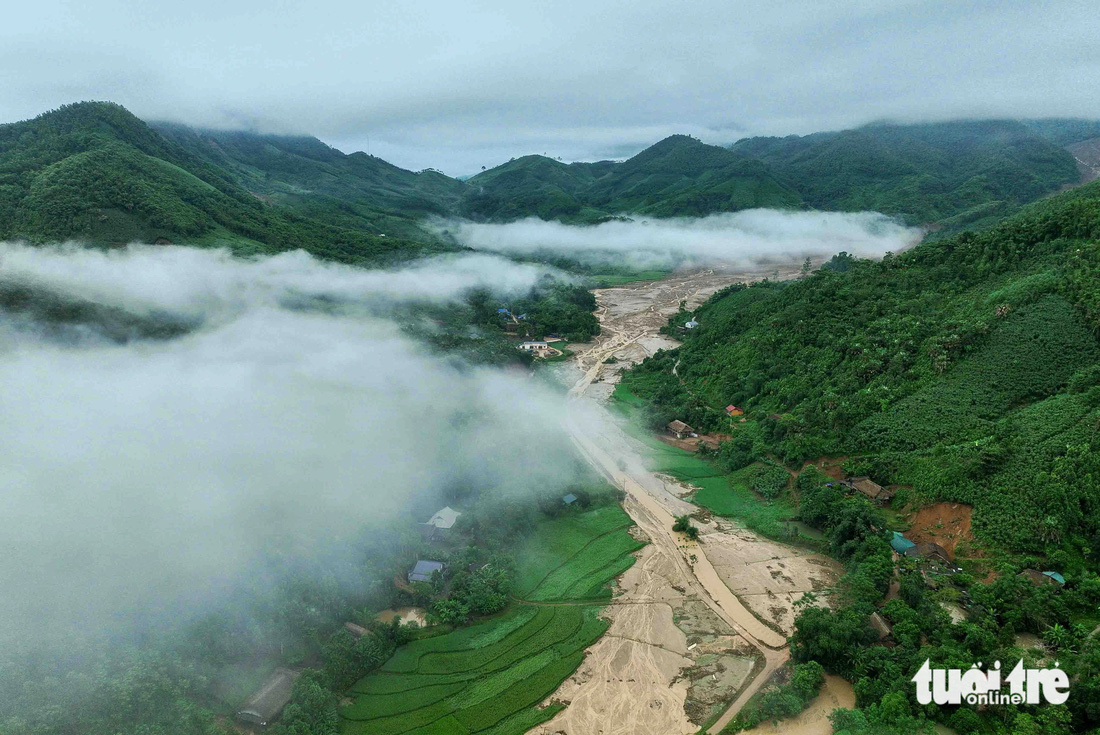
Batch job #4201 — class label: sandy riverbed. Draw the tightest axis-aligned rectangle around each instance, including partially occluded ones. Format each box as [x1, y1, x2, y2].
[535, 266, 848, 735]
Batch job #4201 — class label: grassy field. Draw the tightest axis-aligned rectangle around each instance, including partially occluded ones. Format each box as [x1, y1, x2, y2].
[610, 384, 816, 546]
[586, 270, 670, 287]
[340, 505, 642, 735]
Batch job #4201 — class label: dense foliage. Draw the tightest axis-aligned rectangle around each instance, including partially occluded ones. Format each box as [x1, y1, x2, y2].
[731, 120, 1080, 230]
[787, 469, 1100, 735]
[722, 661, 825, 733]
[621, 179, 1100, 552]
[464, 122, 1081, 228]
[2, 104, 1089, 252]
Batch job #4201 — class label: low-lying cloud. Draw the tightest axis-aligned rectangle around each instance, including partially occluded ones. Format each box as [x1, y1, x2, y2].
[0, 244, 573, 646]
[441, 210, 923, 270]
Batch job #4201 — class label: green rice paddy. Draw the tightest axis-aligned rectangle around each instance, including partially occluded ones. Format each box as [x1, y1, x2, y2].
[340, 505, 642, 735]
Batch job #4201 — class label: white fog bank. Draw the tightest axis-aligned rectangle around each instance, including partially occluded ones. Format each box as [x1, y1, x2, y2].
[440, 210, 923, 269]
[0, 243, 574, 643]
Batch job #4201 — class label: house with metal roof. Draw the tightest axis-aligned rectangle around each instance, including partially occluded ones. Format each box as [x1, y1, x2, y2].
[408, 560, 445, 584]
[890, 531, 916, 555]
[426, 506, 461, 529]
[235, 668, 300, 728]
[562, 493, 578, 505]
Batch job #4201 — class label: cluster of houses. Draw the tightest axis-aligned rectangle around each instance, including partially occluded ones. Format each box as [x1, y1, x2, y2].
[409, 505, 463, 583]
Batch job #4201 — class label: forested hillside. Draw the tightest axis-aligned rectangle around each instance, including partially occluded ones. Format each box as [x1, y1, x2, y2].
[0, 102, 442, 263]
[2, 103, 1092, 252]
[730, 120, 1080, 230]
[152, 123, 468, 241]
[462, 135, 801, 222]
[465, 122, 1083, 229]
[622, 179, 1100, 553]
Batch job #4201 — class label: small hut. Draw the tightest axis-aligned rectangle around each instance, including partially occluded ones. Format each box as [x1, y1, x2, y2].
[236, 669, 300, 728]
[408, 560, 445, 584]
[843, 476, 894, 504]
[344, 622, 369, 637]
[890, 531, 916, 555]
[869, 612, 894, 642]
[904, 542, 958, 571]
[667, 420, 695, 439]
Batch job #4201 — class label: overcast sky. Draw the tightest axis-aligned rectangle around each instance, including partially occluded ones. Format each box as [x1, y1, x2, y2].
[1, 0, 1097, 175]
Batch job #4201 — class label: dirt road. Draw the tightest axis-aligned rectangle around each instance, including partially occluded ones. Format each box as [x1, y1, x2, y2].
[538, 266, 843, 735]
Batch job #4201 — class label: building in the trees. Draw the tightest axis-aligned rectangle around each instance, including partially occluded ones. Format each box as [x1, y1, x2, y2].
[519, 341, 549, 352]
[420, 506, 461, 541]
[725, 405, 744, 417]
[1019, 569, 1066, 587]
[869, 611, 894, 643]
[890, 531, 916, 555]
[345, 622, 369, 637]
[842, 476, 895, 504]
[684, 319, 699, 329]
[667, 420, 696, 439]
[562, 493, 578, 505]
[408, 559, 446, 583]
[904, 542, 959, 571]
[235, 668, 301, 728]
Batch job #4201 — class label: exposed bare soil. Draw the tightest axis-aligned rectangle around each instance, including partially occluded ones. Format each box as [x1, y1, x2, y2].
[539, 265, 849, 735]
[567, 263, 806, 400]
[1068, 137, 1100, 184]
[903, 502, 974, 558]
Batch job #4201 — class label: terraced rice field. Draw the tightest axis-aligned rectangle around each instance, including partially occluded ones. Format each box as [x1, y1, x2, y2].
[341, 505, 643, 735]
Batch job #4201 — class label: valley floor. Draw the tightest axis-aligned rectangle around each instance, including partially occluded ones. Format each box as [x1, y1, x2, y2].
[537, 266, 848, 735]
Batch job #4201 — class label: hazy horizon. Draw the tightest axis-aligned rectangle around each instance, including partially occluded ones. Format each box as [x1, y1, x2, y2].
[2, 0, 1097, 175]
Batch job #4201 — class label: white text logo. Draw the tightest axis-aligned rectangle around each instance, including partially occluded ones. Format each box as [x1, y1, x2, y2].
[912, 659, 1069, 706]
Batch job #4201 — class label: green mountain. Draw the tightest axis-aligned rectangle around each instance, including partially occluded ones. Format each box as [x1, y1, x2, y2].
[0, 102, 447, 263]
[463, 135, 800, 221]
[1, 103, 1092, 260]
[622, 178, 1100, 553]
[729, 120, 1081, 231]
[151, 123, 468, 240]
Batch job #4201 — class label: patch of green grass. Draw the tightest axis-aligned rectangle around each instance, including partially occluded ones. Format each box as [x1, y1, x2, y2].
[610, 384, 814, 546]
[587, 270, 670, 287]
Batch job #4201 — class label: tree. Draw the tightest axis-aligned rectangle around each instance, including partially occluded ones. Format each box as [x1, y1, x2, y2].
[673, 515, 699, 540]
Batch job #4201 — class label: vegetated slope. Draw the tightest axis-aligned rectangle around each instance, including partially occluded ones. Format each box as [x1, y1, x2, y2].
[621, 179, 1100, 552]
[462, 135, 800, 222]
[730, 120, 1081, 230]
[341, 505, 642, 735]
[0, 102, 441, 263]
[1022, 117, 1100, 146]
[152, 123, 468, 241]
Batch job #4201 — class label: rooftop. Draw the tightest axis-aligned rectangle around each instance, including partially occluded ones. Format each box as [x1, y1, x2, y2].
[409, 560, 445, 583]
[426, 506, 461, 529]
[236, 668, 300, 727]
